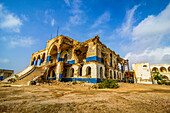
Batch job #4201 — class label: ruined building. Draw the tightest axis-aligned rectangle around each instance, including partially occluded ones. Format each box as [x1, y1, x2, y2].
[2, 35, 129, 85]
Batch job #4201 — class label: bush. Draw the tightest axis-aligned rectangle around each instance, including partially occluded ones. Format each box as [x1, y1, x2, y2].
[165, 81, 170, 85]
[79, 81, 85, 84]
[72, 80, 77, 85]
[98, 79, 119, 89]
[8, 78, 16, 83]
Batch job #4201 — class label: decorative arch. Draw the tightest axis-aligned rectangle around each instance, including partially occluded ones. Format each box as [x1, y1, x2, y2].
[160, 67, 167, 72]
[152, 67, 158, 72]
[48, 45, 58, 63]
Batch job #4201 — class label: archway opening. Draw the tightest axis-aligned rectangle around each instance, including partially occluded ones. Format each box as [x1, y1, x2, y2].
[110, 70, 112, 79]
[152, 67, 158, 72]
[64, 54, 68, 63]
[168, 67, 170, 72]
[100, 67, 103, 79]
[160, 67, 167, 72]
[49, 45, 58, 63]
[71, 68, 74, 77]
[114, 71, 116, 79]
[86, 66, 91, 75]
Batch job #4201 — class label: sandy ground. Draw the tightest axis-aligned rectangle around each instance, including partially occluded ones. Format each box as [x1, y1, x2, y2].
[0, 82, 170, 113]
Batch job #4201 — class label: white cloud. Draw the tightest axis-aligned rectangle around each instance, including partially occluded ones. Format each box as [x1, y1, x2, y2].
[64, 0, 70, 6]
[117, 5, 140, 37]
[9, 36, 34, 48]
[51, 18, 55, 26]
[122, 4, 170, 66]
[125, 47, 170, 65]
[0, 4, 22, 32]
[91, 11, 110, 28]
[132, 4, 170, 40]
[69, 0, 86, 25]
[0, 58, 9, 63]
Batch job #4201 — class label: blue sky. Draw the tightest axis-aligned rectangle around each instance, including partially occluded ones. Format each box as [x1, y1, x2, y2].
[0, 0, 170, 73]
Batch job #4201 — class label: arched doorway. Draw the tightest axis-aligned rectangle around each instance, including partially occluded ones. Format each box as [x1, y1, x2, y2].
[114, 71, 116, 79]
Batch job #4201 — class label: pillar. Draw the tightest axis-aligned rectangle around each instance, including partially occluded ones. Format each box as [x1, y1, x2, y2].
[34, 60, 37, 66]
[39, 59, 42, 66]
[47, 56, 51, 62]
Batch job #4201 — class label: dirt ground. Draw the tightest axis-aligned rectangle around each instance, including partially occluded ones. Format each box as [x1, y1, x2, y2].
[0, 82, 170, 113]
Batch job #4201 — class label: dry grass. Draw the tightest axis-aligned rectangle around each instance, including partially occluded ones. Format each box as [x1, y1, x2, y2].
[0, 83, 170, 113]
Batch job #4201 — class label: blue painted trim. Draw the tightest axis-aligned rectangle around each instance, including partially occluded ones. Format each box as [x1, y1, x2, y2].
[86, 56, 102, 62]
[47, 75, 56, 80]
[59, 73, 62, 82]
[57, 53, 60, 62]
[0, 76, 3, 80]
[121, 66, 124, 72]
[31, 61, 34, 66]
[34, 60, 37, 66]
[39, 59, 42, 66]
[110, 62, 112, 66]
[47, 56, 51, 62]
[67, 60, 75, 64]
[62, 78, 101, 83]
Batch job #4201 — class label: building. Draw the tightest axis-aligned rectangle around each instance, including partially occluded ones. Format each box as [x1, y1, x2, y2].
[132, 63, 170, 84]
[0, 69, 14, 80]
[2, 35, 129, 85]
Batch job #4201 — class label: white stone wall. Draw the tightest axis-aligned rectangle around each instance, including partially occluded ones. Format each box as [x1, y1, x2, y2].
[82, 63, 97, 78]
[97, 63, 105, 79]
[132, 63, 151, 83]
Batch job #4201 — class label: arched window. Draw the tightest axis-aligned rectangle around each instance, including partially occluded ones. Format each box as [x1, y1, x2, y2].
[160, 67, 167, 72]
[152, 67, 158, 72]
[100, 67, 103, 79]
[110, 70, 112, 79]
[79, 67, 82, 76]
[110, 54, 112, 66]
[117, 72, 119, 79]
[168, 67, 170, 72]
[86, 66, 91, 75]
[114, 71, 116, 79]
[64, 54, 68, 63]
[71, 68, 74, 77]
[52, 70, 55, 77]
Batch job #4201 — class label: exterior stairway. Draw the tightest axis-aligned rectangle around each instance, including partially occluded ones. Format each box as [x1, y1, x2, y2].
[14, 67, 45, 85]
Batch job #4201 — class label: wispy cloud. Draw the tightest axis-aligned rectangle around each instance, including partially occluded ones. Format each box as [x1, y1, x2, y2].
[51, 18, 55, 26]
[0, 58, 9, 63]
[64, 0, 70, 6]
[117, 5, 140, 38]
[1, 35, 35, 48]
[0, 4, 22, 33]
[91, 11, 110, 28]
[44, 9, 56, 26]
[122, 3, 170, 65]
[88, 29, 103, 37]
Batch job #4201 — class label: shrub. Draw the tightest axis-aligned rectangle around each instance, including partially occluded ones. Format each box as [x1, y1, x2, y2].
[8, 78, 16, 83]
[157, 80, 162, 85]
[165, 81, 170, 85]
[79, 81, 85, 84]
[98, 79, 119, 89]
[72, 80, 77, 85]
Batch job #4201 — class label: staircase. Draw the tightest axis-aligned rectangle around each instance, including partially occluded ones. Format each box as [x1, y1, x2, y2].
[14, 67, 45, 85]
